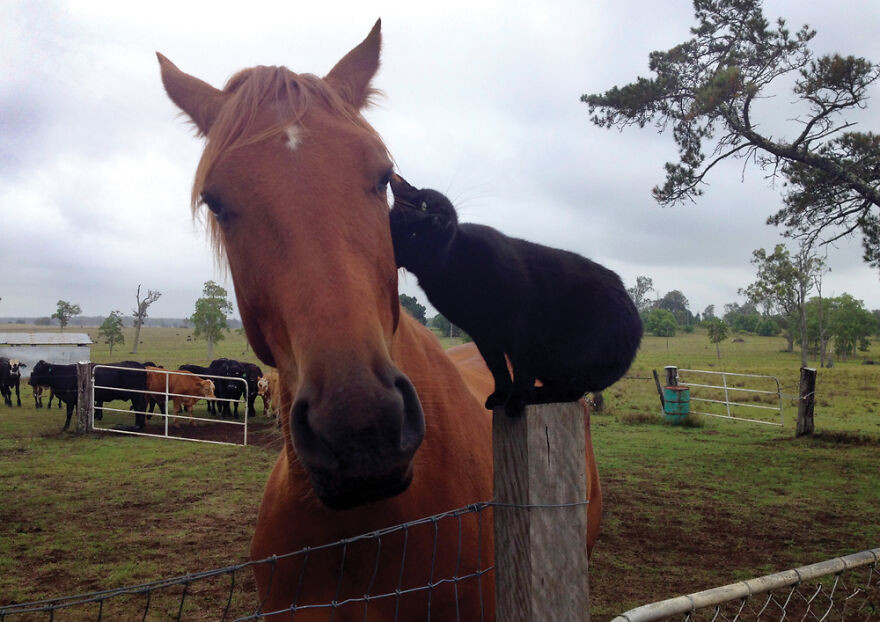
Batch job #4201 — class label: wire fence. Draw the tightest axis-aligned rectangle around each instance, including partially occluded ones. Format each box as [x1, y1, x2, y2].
[613, 548, 880, 622]
[0, 502, 494, 621]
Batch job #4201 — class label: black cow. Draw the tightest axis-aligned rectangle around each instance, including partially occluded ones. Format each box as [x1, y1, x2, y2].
[0, 359, 9, 406]
[0, 357, 26, 407]
[94, 361, 154, 428]
[28, 360, 79, 430]
[208, 358, 249, 418]
[240, 362, 263, 417]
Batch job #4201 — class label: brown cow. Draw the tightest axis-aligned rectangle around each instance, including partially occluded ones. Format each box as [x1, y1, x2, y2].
[257, 369, 280, 422]
[145, 367, 215, 427]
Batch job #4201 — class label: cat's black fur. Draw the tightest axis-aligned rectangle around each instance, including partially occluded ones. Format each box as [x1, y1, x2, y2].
[389, 174, 643, 412]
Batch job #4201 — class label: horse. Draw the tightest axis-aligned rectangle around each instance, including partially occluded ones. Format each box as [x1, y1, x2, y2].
[158, 20, 601, 620]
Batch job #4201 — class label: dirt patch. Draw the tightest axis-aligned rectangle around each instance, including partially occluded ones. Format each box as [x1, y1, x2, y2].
[588, 472, 873, 618]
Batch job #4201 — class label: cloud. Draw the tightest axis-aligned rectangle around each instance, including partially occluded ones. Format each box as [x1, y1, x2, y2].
[1, 0, 877, 324]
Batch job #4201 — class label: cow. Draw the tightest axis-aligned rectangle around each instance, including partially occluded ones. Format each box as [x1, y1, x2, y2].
[178, 364, 217, 414]
[240, 361, 263, 417]
[145, 367, 215, 427]
[31, 382, 46, 408]
[93, 361, 155, 428]
[30, 382, 64, 409]
[0, 358, 9, 406]
[207, 358, 249, 418]
[0, 357, 26, 407]
[179, 359, 254, 417]
[28, 360, 79, 430]
[257, 369, 280, 423]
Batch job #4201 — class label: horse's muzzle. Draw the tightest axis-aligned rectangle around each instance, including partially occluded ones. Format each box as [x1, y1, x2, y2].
[289, 365, 425, 509]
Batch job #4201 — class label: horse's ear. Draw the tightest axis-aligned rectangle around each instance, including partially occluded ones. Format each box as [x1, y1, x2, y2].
[157, 53, 225, 136]
[324, 19, 382, 109]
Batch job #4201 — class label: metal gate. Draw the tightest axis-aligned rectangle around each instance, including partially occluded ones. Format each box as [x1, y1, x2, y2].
[90, 364, 250, 446]
[675, 367, 784, 426]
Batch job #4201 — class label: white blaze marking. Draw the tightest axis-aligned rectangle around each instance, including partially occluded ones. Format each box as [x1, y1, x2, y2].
[285, 125, 302, 151]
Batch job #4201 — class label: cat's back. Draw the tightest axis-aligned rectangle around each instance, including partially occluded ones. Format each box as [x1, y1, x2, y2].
[457, 224, 625, 293]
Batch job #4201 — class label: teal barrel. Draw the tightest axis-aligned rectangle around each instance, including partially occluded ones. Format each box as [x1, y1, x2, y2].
[663, 386, 690, 424]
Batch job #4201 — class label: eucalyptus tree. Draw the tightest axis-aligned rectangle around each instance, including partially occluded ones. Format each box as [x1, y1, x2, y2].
[741, 243, 825, 366]
[132, 285, 161, 354]
[190, 281, 233, 359]
[99, 310, 125, 356]
[52, 300, 81, 332]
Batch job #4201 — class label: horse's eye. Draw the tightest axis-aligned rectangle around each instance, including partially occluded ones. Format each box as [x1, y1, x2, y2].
[376, 169, 393, 194]
[201, 192, 228, 221]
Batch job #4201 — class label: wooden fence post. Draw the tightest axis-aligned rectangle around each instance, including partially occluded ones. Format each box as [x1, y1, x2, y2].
[76, 361, 93, 435]
[796, 367, 816, 437]
[493, 402, 590, 622]
[664, 365, 678, 387]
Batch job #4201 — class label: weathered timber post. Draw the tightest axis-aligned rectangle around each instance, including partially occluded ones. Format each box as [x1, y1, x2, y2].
[76, 361, 93, 434]
[664, 365, 679, 387]
[493, 402, 590, 622]
[796, 367, 817, 437]
[652, 369, 666, 411]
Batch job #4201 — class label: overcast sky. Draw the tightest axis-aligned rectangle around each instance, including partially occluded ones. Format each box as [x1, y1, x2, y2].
[2, 0, 878, 322]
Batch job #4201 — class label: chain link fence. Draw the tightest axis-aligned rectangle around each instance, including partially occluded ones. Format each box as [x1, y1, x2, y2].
[613, 548, 879, 622]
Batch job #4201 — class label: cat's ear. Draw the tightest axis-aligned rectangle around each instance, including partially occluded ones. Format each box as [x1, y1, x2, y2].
[390, 173, 417, 197]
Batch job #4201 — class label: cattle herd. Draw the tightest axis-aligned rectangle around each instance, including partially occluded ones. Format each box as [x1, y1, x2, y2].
[0, 357, 280, 432]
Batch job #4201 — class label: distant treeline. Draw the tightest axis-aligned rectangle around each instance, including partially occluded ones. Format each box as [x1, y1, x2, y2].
[0, 317, 244, 329]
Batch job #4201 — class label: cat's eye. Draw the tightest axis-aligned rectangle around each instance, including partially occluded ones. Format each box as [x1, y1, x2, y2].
[420, 202, 428, 211]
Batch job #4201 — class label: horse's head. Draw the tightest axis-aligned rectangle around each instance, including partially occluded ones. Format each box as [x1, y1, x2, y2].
[159, 21, 425, 510]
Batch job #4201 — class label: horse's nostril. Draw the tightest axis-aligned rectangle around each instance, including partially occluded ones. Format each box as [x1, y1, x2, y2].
[394, 375, 425, 454]
[291, 398, 314, 445]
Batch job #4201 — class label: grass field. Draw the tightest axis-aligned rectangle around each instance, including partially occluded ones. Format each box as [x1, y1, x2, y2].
[1, 324, 878, 619]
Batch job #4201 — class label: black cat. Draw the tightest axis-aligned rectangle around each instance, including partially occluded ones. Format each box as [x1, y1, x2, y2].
[389, 174, 643, 412]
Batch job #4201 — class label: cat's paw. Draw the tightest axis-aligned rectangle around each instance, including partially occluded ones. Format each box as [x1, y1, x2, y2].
[485, 392, 527, 415]
[484, 392, 506, 410]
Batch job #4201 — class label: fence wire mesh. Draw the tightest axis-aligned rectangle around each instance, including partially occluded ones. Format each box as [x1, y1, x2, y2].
[614, 548, 880, 622]
[0, 502, 493, 621]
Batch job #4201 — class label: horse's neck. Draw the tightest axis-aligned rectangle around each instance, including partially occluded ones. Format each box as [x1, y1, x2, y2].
[390, 310, 481, 413]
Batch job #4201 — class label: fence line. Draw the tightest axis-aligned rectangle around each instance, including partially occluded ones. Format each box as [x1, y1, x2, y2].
[612, 548, 880, 622]
[0, 502, 497, 620]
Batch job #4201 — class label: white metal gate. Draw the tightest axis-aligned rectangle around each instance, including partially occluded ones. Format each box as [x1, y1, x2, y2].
[90, 364, 250, 446]
[675, 367, 784, 426]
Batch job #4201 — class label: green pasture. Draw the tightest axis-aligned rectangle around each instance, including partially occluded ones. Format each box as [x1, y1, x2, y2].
[617, 331, 880, 436]
[1, 325, 878, 618]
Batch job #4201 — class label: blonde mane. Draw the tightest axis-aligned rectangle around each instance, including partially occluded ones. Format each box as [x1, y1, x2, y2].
[190, 65, 385, 260]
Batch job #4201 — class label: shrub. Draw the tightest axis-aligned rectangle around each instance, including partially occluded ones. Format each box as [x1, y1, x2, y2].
[756, 318, 781, 336]
[644, 309, 677, 337]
